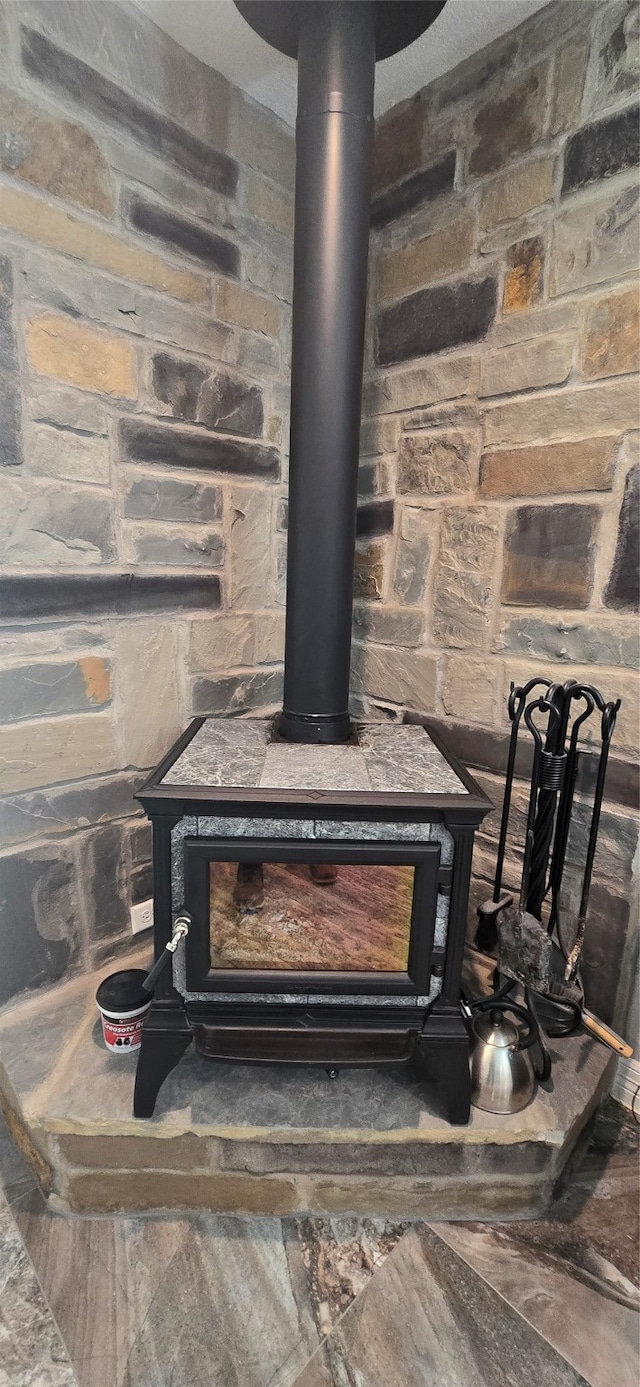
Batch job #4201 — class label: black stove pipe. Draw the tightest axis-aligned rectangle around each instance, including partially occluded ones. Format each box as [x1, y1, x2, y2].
[235, 0, 446, 743]
[278, 1, 376, 743]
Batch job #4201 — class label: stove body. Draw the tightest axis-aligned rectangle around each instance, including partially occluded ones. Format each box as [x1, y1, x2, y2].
[135, 718, 489, 1122]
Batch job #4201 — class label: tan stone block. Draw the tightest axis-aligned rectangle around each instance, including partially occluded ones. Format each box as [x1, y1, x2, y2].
[306, 1175, 547, 1219]
[373, 95, 427, 194]
[581, 288, 640, 381]
[432, 506, 500, 650]
[479, 158, 555, 228]
[254, 610, 285, 664]
[503, 236, 544, 315]
[398, 430, 479, 494]
[434, 568, 493, 651]
[26, 313, 137, 399]
[0, 713, 116, 792]
[65, 1169, 302, 1215]
[114, 621, 184, 769]
[468, 63, 549, 178]
[552, 185, 639, 297]
[479, 334, 574, 398]
[443, 654, 500, 723]
[363, 355, 475, 416]
[229, 91, 295, 188]
[0, 184, 206, 302]
[228, 486, 274, 608]
[57, 1131, 215, 1173]
[378, 216, 474, 301]
[438, 506, 501, 573]
[216, 279, 280, 338]
[29, 424, 111, 483]
[358, 644, 438, 711]
[246, 174, 294, 238]
[354, 543, 385, 601]
[550, 31, 589, 136]
[0, 85, 114, 216]
[190, 614, 255, 672]
[491, 301, 580, 349]
[484, 379, 640, 447]
[480, 438, 617, 498]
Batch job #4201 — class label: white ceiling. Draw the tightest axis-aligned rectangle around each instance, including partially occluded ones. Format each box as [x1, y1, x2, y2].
[137, 0, 549, 129]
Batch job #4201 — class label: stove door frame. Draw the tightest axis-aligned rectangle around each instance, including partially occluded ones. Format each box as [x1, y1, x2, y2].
[182, 836, 441, 999]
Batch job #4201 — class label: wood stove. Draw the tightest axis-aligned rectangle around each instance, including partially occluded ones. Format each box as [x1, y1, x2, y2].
[133, 1, 491, 1124]
[134, 719, 489, 1121]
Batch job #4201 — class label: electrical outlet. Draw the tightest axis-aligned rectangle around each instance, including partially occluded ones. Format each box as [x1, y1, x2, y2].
[130, 898, 154, 935]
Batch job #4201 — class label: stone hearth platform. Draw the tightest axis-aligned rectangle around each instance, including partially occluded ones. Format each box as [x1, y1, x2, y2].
[0, 948, 613, 1219]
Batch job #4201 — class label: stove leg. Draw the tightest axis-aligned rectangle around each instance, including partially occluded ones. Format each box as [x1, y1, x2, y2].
[133, 1003, 192, 1118]
[415, 1009, 471, 1126]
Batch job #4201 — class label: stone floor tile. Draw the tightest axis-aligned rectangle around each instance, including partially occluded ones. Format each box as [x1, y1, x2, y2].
[292, 1222, 589, 1387]
[429, 1100, 640, 1387]
[0, 1190, 78, 1386]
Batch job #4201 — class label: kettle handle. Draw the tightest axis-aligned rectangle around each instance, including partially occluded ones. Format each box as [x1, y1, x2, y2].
[499, 1001, 551, 1082]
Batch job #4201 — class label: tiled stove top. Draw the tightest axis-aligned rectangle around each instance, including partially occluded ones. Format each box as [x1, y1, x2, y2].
[161, 720, 469, 797]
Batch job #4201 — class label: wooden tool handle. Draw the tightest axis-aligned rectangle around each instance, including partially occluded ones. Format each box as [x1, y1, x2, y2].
[582, 1010, 634, 1057]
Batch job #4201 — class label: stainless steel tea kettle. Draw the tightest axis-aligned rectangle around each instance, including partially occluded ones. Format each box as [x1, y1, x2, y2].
[470, 1003, 544, 1114]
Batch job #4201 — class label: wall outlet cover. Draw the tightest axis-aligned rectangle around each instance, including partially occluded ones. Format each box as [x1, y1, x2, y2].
[131, 898, 154, 935]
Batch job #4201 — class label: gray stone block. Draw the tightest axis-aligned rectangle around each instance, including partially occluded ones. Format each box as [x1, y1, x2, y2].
[192, 669, 283, 715]
[498, 614, 639, 669]
[28, 383, 109, 435]
[0, 573, 221, 622]
[126, 525, 224, 568]
[152, 353, 263, 439]
[353, 605, 424, 648]
[119, 419, 279, 480]
[592, 1, 640, 111]
[125, 194, 239, 275]
[0, 772, 143, 850]
[370, 151, 456, 228]
[2, 487, 116, 566]
[503, 504, 599, 609]
[82, 823, 130, 946]
[0, 372, 21, 467]
[0, 843, 83, 1005]
[376, 278, 497, 367]
[563, 103, 640, 196]
[0, 254, 18, 374]
[124, 476, 223, 525]
[356, 499, 394, 538]
[604, 465, 639, 611]
[0, 659, 111, 723]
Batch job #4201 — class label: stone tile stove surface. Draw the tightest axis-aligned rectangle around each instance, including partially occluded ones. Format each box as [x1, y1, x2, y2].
[134, 717, 491, 1125]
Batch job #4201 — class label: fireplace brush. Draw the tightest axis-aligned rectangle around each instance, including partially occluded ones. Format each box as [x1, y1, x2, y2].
[473, 677, 633, 1061]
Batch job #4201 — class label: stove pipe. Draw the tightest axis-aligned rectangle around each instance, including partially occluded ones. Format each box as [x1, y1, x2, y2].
[235, 1, 445, 743]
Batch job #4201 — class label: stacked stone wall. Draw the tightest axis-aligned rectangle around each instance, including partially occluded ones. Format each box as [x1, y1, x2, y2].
[0, 1, 293, 1000]
[354, 0, 639, 1030]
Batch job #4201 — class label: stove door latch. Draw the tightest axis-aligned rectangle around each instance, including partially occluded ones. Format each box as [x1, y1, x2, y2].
[142, 914, 191, 994]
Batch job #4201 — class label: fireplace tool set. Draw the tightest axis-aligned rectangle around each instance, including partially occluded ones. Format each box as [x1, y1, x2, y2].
[465, 677, 632, 1111]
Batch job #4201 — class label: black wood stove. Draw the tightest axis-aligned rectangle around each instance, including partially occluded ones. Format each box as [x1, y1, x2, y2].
[133, 0, 491, 1124]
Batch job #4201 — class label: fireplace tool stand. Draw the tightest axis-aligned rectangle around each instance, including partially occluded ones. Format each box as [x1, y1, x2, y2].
[473, 677, 631, 1066]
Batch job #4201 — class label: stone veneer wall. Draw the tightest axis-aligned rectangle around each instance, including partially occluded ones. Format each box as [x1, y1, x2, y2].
[0, 1, 295, 1004]
[352, 0, 639, 1032]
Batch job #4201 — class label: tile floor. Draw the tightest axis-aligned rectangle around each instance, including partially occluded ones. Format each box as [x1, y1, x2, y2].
[0, 1096, 637, 1387]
